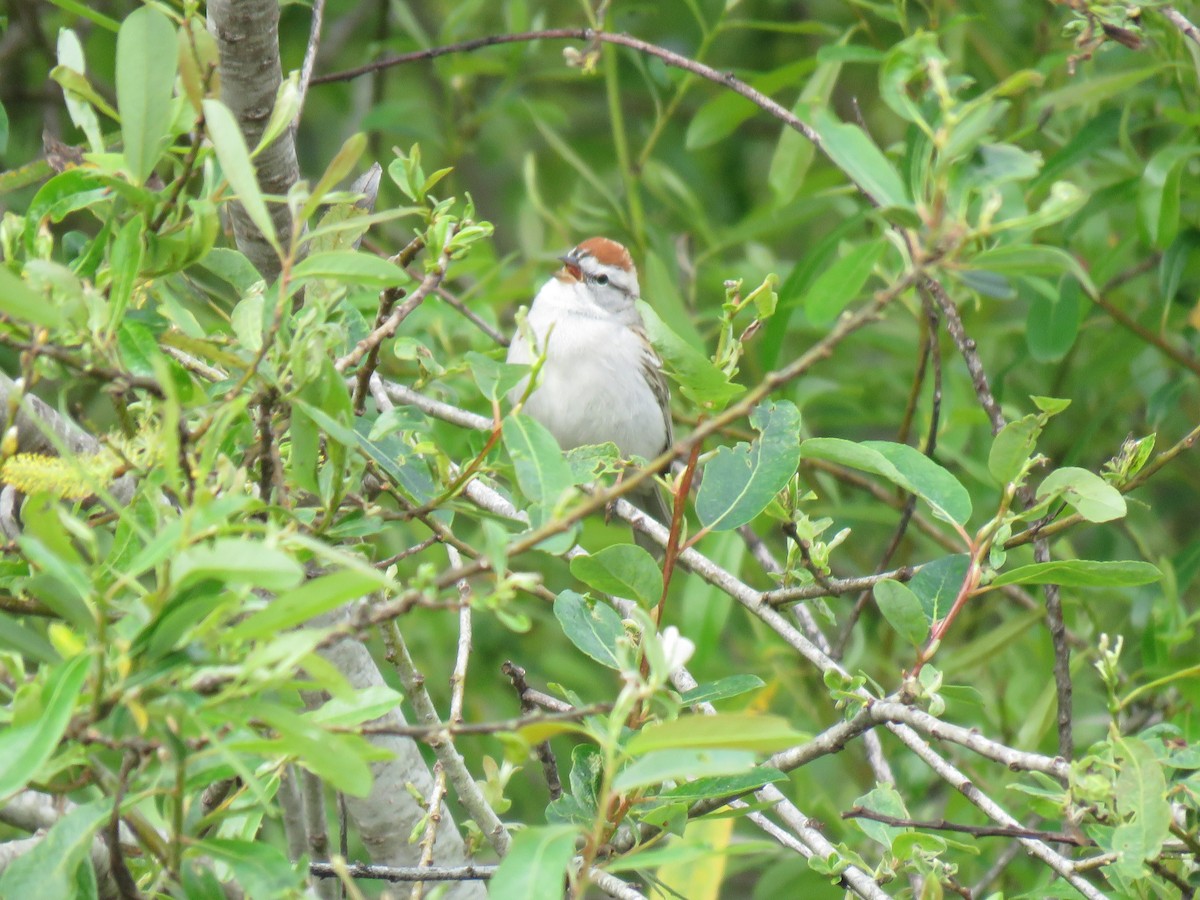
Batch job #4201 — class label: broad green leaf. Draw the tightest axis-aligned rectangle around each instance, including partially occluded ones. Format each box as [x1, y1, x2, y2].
[502, 414, 573, 511]
[814, 108, 912, 209]
[203, 99, 279, 252]
[570, 545, 663, 608]
[553, 590, 625, 670]
[852, 783, 910, 850]
[252, 73, 301, 158]
[173, 538, 304, 591]
[116, 6, 177, 184]
[0, 799, 109, 897]
[1026, 278, 1081, 362]
[688, 60, 814, 151]
[696, 401, 802, 531]
[227, 569, 384, 640]
[805, 241, 885, 325]
[991, 559, 1161, 588]
[291, 251, 410, 289]
[1035, 66, 1160, 114]
[656, 768, 787, 802]
[1112, 737, 1172, 878]
[300, 132, 368, 220]
[117, 320, 166, 378]
[627, 713, 807, 755]
[969, 244, 1096, 298]
[305, 685, 405, 728]
[862, 440, 972, 525]
[487, 826, 579, 900]
[679, 674, 766, 706]
[466, 350, 527, 402]
[0, 652, 91, 799]
[987, 415, 1041, 486]
[0, 265, 65, 329]
[874, 579, 929, 645]
[908, 554, 969, 621]
[638, 301, 743, 410]
[1037, 466, 1126, 523]
[230, 291, 265, 353]
[614, 749, 756, 791]
[233, 703, 373, 796]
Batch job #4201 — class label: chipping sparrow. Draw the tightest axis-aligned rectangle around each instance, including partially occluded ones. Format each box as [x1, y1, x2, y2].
[507, 237, 673, 548]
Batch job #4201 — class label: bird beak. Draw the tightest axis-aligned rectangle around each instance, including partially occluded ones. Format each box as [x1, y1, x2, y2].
[556, 251, 583, 282]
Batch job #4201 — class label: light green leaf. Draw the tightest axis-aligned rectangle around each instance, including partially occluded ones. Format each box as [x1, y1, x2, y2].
[656, 768, 787, 802]
[116, 6, 177, 184]
[638, 301, 743, 410]
[553, 590, 625, 670]
[174, 538, 305, 591]
[873, 579, 929, 646]
[805, 241, 885, 325]
[627, 713, 807, 755]
[570, 545, 663, 608]
[299, 132, 368, 222]
[1138, 145, 1200, 249]
[614, 749, 756, 791]
[107, 214, 144, 332]
[466, 350, 527, 402]
[768, 51, 843, 204]
[502, 414, 573, 513]
[696, 401, 802, 531]
[203, 99, 279, 253]
[487, 826, 579, 900]
[814, 108, 912, 209]
[227, 569, 385, 640]
[852, 784, 910, 850]
[1037, 466, 1126, 523]
[55, 29, 104, 153]
[988, 415, 1041, 486]
[0, 653, 91, 799]
[291, 251, 410, 289]
[0, 266, 65, 329]
[991, 559, 1161, 588]
[969, 244, 1097, 298]
[1112, 736, 1172, 877]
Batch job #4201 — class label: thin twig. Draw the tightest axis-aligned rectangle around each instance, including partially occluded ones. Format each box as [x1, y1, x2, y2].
[294, 0, 326, 124]
[502, 661, 564, 799]
[842, 806, 1091, 845]
[310, 861, 497, 882]
[1163, 5, 1200, 46]
[351, 236, 424, 413]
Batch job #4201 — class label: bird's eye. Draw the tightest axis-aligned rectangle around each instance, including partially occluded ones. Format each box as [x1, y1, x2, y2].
[595, 274, 609, 285]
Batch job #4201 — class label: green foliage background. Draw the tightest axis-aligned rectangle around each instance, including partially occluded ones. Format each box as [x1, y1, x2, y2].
[1, 0, 1199, 897]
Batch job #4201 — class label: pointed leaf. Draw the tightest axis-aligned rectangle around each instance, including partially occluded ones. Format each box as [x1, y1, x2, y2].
[116, 6, 178, 184]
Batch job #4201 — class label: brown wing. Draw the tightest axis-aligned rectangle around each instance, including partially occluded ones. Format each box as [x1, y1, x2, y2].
[635, 326, 673, 457]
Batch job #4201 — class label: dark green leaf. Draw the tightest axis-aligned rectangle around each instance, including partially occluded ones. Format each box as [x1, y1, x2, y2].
[1026, 278, 1081, 362]
[805, 241, 885, 325]
[908, 555, 969, 621]
[814, 108, 912, 209]
[862, 441, 972, 525]
[570, 545, 663, 608]
[873, 579, 929, 645]
[679, 674, 766, 706]
[987, 415, 1041, 486]
[553, 590, 625, 670]
[696, 401, 802, 530]
[0, 653, 91, 798]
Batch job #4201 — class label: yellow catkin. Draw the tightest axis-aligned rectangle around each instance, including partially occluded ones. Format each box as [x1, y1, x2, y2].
[0, 453, 114, 500]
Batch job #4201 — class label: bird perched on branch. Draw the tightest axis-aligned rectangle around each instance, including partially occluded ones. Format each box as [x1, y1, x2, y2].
[507, 237, 673, 552]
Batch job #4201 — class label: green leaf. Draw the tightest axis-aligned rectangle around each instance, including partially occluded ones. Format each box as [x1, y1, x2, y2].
[466, 350, 527, 402]
[991, 559, 1161, 588]
[873, 579, 929, 646]
[553, 590, 625, 670]
[1112, 736, 1172, 877]
[1037, 466, 1126, 523]
[696, 401, 802, 531]
[627, 713, 807, 755]
[193, 839, 304, 898]
[202, 99, 279, 253]
[487, 826, 579, 900]
[234, 703, 373, 796]
[291, 251, 410, 289]
[1026, 278, 1081, 362]
[107, 214, 144, 332]
[0, 653, 91, 799]
[0, 265, 65, 329]
[614, 749, 756, 791]
[227, 568, 385, 640]
[679, 674, 766, 706]
[570, 545, 663, 608]
[814, 108, 912, 209]
[1035, 66, 1160, 114]
[988, 415, 1041, 486]
[173, 538, 305, 591]
[502, 414, 573, 514]
[0, 99, 8, 156]
[656, 768, 787, 802]
[1138, 145, 1200, 249]
[55, 30, 104, 153]
[969, 244, 1096, 298]
[638, 301, 743, 410]
[908, 555, 969, 621]
[117, 320, 166, 378]
[852, 783, 910, 850]
[688, 60, 815, 151]
[862, 441, 972, 525]
[115, 6, 178, 185]
[768, 51, 843, 204]
[804, 241, 885, 325]
[0, 799, 109, 897]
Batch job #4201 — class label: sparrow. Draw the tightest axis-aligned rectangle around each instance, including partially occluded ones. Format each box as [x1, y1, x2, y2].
[506, 237, 673, 552]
